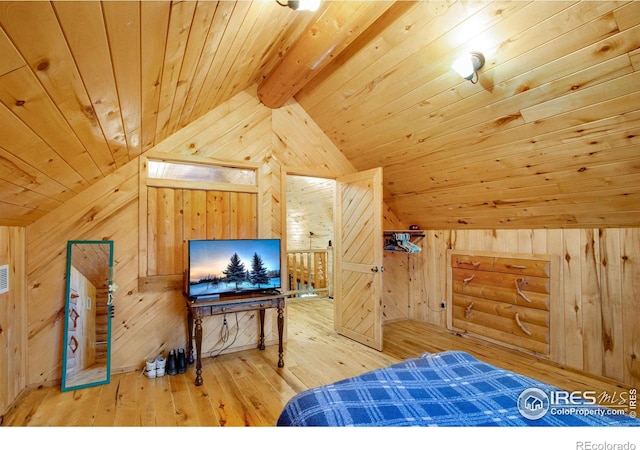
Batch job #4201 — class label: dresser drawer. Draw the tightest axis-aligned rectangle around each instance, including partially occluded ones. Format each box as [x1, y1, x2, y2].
[452, 294, 550, 354]
[448, 251, 554, 356]
[451, 254, 493, 271]
[494, 257, 551, 277]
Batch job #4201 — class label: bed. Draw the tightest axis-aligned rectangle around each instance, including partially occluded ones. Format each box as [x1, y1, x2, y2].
[277, 351, 640, 427]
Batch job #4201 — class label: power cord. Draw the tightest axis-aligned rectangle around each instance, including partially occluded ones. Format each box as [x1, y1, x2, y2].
[212, 313, 239, 358]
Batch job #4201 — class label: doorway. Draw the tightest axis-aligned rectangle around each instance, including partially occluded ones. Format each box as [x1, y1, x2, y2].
[285, 175, 335, 301]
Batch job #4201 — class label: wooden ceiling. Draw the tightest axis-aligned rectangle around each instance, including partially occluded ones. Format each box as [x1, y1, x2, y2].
[0, 1, 639, 229]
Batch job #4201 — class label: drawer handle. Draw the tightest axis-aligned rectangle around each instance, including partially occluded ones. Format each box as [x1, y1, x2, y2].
[515, 312, 532, 336]
[506, 264, 528, 269]
[464, 302, 474, 318]
[514, 278, 532, 303]
[458, 261, 481, 268]
[463, 274, 475, 286]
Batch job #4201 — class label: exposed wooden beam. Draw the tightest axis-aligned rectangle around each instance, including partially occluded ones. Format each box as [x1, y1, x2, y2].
[257, 1, 394, 109]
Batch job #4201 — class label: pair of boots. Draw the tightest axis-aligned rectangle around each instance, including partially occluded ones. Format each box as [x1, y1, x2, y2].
[144, 356, 166, 378]
[165, 348, 187, 376]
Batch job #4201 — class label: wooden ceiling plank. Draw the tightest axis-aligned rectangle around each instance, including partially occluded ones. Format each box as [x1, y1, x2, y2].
[0, 66, 104, 183]
[313, 1, 571, 147]
[212, 0, 276, 105]
[0, 200, 47, 225]
[613, 1, 640, 31]
[521, 70, 640, 123]
[300, 0, 512, 125]
[52, 1, 129, 168]
[165, 0, 219, 139]
[386, 128, 640, 196]
[350, 50, 639, 174]
[257, 1, 395, 109]
[294, 0, 435, 113]
[0, 104, 88, 195]
[178, 1, 237, 129]
[102, 1, 142, 160]
[0, 177, 62, 212]
[0, 25, 24, 76]
[200, 1, 260, 112]
[412, 88, 640, 167]
[388, 163, 640, 213]
[380, 84, 640, 186]
[187, 1, 252, 123]
[154, 0, 197, 143]
[179, 2, 235, 128]
[338, 5, 625, 162]
[140, 1, 171, 150]
[0, 144, 75, 206]
[407, 184, 640, 219]
[0, 1, 115, 176]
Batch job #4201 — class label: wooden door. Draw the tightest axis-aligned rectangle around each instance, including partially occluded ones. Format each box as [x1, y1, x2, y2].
[334, 168, 383, 350]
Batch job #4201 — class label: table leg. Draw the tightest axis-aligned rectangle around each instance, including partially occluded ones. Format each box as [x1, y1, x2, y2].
[194, 310, 203, 386]
[277, 302, 284, 368]
[259, 309, 266, 350]
[187, 307, 194, 365]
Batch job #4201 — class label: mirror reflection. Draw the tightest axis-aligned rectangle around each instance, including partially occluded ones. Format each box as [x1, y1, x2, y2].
[62, 240, 113, 391]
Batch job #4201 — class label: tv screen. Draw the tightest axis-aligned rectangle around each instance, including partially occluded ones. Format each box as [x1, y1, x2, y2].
[187, 239, 281, 299]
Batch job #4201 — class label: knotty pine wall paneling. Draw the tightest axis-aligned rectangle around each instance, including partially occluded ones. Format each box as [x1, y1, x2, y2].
[382, 251, 411, 323]
[410, 228, 640, 387]
[20, 88, 359, 390]
[0, 226, 26, 416]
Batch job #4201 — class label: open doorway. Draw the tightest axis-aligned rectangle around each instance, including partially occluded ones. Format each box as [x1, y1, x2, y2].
[285, 175, 335, 301]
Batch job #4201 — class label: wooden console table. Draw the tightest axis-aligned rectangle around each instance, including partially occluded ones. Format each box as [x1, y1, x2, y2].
[185, 293, 286, 386]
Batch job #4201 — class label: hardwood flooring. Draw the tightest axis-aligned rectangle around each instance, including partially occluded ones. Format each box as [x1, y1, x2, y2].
[1, 297, 634, 427]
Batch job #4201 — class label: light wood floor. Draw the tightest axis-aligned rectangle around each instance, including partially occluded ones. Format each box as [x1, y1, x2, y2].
[1, 298, 633, 427]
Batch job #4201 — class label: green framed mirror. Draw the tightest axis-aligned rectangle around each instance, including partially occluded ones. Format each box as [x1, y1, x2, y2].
[61, 240, 114, 391]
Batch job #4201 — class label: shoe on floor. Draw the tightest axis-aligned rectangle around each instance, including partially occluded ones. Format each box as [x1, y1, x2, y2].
[166, 349, 178, 376]
[144, 358, 157, 379]
[177, 348, 187, 374]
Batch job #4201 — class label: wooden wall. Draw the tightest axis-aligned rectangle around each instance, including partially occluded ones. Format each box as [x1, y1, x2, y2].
[21, 87, 357, 390]
[286, 175, 334, 251]
[7, 83, 639, 414]
[382, 228, 640, 386]
[0, 226, 26, 415]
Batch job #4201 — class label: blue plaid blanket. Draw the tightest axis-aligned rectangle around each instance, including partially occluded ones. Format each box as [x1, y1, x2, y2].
[276, 351, 640, 426]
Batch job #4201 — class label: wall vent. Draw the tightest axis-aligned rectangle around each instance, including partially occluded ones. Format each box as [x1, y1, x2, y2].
[0, 264, 8, 294]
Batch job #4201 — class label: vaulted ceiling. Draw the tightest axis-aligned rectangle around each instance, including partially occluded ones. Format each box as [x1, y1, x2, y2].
[0, 1, 639, 229]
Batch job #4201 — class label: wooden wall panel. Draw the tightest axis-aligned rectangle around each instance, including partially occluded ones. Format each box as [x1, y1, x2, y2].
[26, 162, 139, 386]
[381, 251, 410, 323]
[410, 227, 640, 386]
[286, 175, 334, 251]
[0, 226, 26, 415]
[621, 228, 640, 386]
[19, 88, 355, 390]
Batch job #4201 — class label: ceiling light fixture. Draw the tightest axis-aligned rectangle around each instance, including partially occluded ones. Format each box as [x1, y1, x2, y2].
[452, 52, 485, 84]
[277, 0, 321, 12]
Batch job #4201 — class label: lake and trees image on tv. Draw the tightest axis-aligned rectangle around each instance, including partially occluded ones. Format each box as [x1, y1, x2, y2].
[188, 239, 281, 297]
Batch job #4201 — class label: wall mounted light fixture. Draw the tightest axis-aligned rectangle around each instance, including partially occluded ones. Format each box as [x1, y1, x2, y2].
[277, 0, 321, 11]
[452, 52, 485, 84]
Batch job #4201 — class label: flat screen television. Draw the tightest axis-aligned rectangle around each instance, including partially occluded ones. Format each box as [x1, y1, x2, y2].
[187, 238, 281, 299]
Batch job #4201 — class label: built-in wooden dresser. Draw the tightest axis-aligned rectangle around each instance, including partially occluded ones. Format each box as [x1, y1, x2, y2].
[447, 251, 559, 357]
